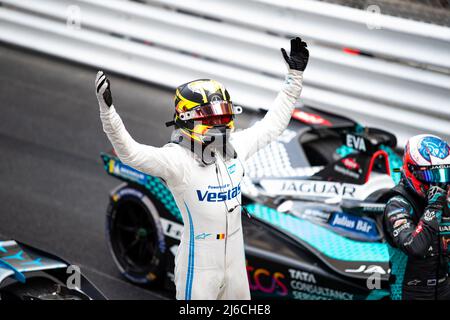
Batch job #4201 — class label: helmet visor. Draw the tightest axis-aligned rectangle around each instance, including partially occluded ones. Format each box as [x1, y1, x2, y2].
[413, 166, 450, 183]
[192, 101, 234, 119]
[199, 115, 233, 126]
[179, 101, 236, 123]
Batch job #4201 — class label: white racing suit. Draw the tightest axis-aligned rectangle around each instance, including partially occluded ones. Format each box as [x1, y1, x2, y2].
[99, 70, 303, 299]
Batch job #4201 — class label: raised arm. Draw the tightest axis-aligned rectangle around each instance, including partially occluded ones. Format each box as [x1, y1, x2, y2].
[231, 37, 308, 161]
[95, 71, 185, 182]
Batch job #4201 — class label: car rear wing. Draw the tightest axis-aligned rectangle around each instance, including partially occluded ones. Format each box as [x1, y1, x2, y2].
[291, 106, 357, 130]
[312, 126, 401, 185]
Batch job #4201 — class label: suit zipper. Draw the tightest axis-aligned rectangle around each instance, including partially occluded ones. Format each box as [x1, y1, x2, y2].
[215, 153, 228, 280]
[223, 157, 228, 277]
[224, 208, 228, 274]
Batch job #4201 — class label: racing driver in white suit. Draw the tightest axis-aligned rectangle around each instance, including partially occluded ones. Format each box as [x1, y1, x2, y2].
[95, 37, 309, 299]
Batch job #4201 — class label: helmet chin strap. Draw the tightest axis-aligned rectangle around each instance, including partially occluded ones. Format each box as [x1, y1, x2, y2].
[170, 129, 237, 166]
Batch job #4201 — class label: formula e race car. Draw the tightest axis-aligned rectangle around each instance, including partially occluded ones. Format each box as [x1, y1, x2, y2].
[0, 240, 106, 300]
[100, 106, 403, 300]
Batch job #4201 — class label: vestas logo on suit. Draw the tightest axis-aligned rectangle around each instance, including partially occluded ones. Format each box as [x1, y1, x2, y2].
[196, 184, 241, 202]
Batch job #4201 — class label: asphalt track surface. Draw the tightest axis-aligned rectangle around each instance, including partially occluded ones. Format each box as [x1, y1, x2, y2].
[0, 44, 257, 300]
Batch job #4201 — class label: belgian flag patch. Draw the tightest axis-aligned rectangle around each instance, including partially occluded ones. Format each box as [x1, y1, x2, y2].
[216, 233, 225, 240]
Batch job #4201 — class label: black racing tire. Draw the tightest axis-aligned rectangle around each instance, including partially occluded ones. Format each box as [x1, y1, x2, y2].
[106, 184, 166, 286]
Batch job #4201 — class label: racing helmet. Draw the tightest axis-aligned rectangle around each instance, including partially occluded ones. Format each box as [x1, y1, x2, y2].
[403, 134, 450, 197]
[172, 79, 242, 144]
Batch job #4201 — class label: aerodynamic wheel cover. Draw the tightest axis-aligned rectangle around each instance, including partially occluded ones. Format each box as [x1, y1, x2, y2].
[114, 201, 156, 272]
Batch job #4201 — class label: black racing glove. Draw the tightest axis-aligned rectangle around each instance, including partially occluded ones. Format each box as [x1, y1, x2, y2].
[281, 37, 309, 72]
[441, 186, 450, 254]
[425, 185, 447, 221]
[444, 186, 450, 218]
[95, 71, 113, 110]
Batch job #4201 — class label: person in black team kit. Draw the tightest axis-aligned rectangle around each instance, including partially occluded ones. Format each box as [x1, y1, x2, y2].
[383, 134, 450, 300]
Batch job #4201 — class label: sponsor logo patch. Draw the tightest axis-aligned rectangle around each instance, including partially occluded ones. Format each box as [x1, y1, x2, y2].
[195, 233, 212, 240]
[413, 221, 424, 236]
[160, 218, 183, 240]
[329, 212, 379, 240]
[389, 213, 409, 222]
[423, 210, 435, 221]
[227, 164, 236, 174]
[292, 109, 331, 126]
[393, 219, 408, 229]
[341, 158, 360, 171]
[387, 207, 406, 217]
[259, 179, 358, 199]
[345, 265, 387, 275]
[108, 159, 147, 185]
[393, 222, 411, 237]
[346, 134, 366, 152]
[197, 184, 241, 202]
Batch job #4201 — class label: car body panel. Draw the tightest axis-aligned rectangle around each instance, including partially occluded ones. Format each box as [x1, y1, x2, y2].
[0, 240, 67, 284]
[0, 240, 106, 300]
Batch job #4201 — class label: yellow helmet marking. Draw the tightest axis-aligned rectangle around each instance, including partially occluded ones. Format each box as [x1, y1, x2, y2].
[187, 80, 209, 103]
[180, 128, 203, 143]
[175, 88, 199, 111]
